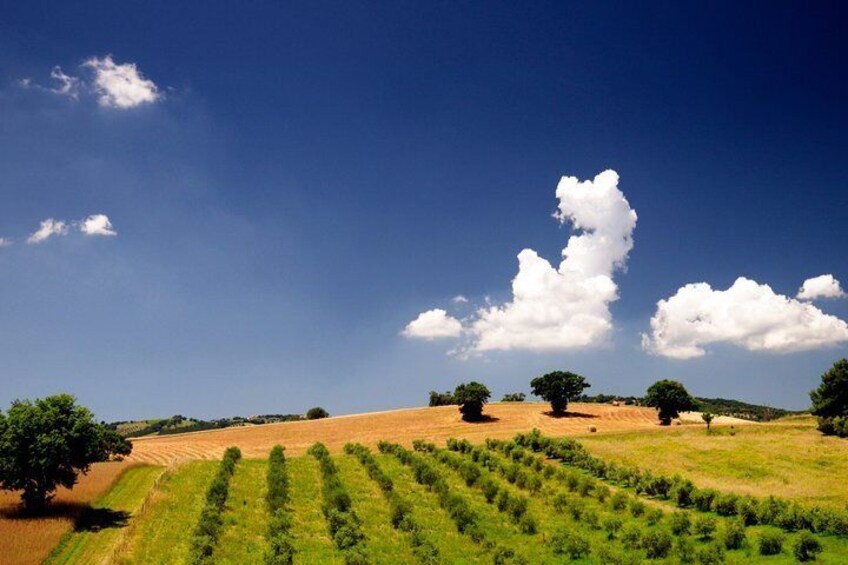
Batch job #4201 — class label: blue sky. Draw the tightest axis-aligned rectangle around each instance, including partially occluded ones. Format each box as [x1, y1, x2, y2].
[1, 2, 846, 420]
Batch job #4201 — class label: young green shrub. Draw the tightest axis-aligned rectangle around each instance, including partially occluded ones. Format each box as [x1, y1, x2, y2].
[645, 507, 664, 526]
[550, 529, 591, 559]
[758, 530, 785, 556]
[713, 493, 739, 516]
[482, 477, 499, 503]
[552, 493, 569, 513]
[669, 511, 691, 536]
[629, 499, 646, 518]
[673, 479, 695, 508]
[620, 523, 643, 550]
[692, 488, 717, 512]
[793, 531, 823, 562]
[595, 484, 610, 503]
[722, 519, 746, 550]
[603, 515, 623, 539]
[693, 515, 717, 540]
[641, 529, 673, 559]
[610, 491, 629, 511]
[695, 542, 725, 565]
[519, 514, 537, 535]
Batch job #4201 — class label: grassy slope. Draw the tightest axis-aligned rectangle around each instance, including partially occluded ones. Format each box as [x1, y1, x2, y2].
[335, 455, 415, 563]
[216, 459, 270, 564]
[580, 418, 848, 508]
[113, 460, 218, 565]
[45, 466, 164, 565]
[287, 456, 344, 564]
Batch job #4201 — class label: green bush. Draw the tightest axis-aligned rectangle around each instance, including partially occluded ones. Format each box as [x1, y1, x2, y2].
[758, 531, 785, 556]
[693, 515, 717, 540]
[620, 523, 642, 550]
[629, 499, 646, 517]
[550, 529, 591, 559]
[603, 515, 623, 539]
[669, 511, 691, 535]
[642, 529, 673, 559]
[722, 519, 746, 550]
[793, 531, 823, 562]
[695, 542, 725, 565]
[610, 491, 628, 511]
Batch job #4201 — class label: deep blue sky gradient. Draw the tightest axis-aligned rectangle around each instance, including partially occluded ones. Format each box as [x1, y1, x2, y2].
[1, 2, 846, 419]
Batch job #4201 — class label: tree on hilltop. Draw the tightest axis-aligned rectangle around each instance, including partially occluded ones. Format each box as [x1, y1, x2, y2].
[530, 371, 591, 415]
[454, 382, 491, 422]
[644, 380, 698, 425]
[306, 407, 329, 420]
[810, 359, 848, 437]
[0, 394, 132, 511]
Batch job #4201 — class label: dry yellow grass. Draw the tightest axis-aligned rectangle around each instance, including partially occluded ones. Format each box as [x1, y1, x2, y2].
[127, 402, 700, 464]
[0, 461, 130, 565]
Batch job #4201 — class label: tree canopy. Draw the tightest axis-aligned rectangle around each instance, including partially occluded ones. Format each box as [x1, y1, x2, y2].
[644, 380, 698, 425]
[454, 382, 491, 422]
[810, 359, 848, 437]
[530, 371, 591, 414]
[0, 394, 132, 511]
[306, 406, 330, 420]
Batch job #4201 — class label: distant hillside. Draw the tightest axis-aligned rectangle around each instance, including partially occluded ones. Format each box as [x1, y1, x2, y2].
[110, 413, 307, 438]
[577, 393, 798, 422]
[693, 397, 800, 422]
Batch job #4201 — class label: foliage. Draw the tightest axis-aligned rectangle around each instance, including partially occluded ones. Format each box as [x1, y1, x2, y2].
[549, 528, 591, 559]
[693, 397, 795, 422]
[0, 394, 132, 511]
[723, 519, 747, 550]
[641, 529, 673, 559]
[188, 447, 242, 564]
[644, 380, 698, 425]
[529, 371, 590, 414]
[758, 530, 785, 555]
[701, 412, 714, 431]
[265, 445, 295, 565]
[306, 407, 330, 420]
[453, 382, 491, 422]
[428, 391, 456, 407]
[794, 530, 823, 562]
[500, 393, 526, 402]
[811, 359, 848, 437]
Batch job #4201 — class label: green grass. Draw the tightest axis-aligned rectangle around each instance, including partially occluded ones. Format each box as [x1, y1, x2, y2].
[580, 420, 848, 508]
[113, 460, 218, 565]
[287, 455, 344, 564]
[335, 455, 414, 563]
[216, 459, 270, 564]
[45, 465, 164, 565]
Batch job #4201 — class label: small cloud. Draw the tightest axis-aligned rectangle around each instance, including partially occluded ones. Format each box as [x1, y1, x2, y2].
[18, 78, 32, 88]
[27, 219, 69, 244]
[797, 274, 845, 301]
[80, 214, 117, 237]
[402, 309, 463, 340]
[0, 237, 12, 247]
[83, 55, 160, 109]
[49, 66, 80, 98]
[451, 295, 469, 304]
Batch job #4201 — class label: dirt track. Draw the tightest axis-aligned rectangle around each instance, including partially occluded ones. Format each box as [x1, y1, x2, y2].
[127, 402, 709, 464]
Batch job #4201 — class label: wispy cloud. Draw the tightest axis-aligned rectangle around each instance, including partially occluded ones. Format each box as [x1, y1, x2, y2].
[27, 218, 69, 244]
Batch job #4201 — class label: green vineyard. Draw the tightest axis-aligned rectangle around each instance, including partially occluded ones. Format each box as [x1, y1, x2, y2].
[48, 432, 848, 564]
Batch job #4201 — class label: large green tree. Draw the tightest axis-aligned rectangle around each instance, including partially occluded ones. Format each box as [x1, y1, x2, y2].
[530, 371, 591, 415]
[454, 382, 491, 422]
[810, 359, 848, 437]
[0, 394, 132, 511]
[644, 380, 698, 425]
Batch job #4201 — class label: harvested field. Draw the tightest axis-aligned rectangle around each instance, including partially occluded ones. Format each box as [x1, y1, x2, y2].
[0, 462, 130, 565]
[127, 402, 700, 465]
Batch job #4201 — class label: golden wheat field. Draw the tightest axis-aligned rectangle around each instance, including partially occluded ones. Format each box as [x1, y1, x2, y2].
[0, 462, 131, 565]
[126, 401, 737, 464]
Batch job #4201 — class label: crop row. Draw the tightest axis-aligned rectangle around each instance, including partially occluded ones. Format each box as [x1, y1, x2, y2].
[378, 441, 529, 565]
[510, 429, 848, 537]
[308, 442, 369, 564]
[265, 444, 295, 565]
[344, 443, 441, 564]
[188, 446, 242, 565]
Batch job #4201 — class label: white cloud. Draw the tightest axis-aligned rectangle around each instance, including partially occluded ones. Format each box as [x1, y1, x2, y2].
[403, 169, 637, 353]
[27, 219, 69, 244]
[80, 214, 117, 237]
[402, 309, 463, 340]
[0, 238, 11, 247]
[642, 277, 848, 359]
[798, 274, 845, 301]
[49, 66, 80, 98]
[452, 295, 469, 304]
[83, 56, 160, 109]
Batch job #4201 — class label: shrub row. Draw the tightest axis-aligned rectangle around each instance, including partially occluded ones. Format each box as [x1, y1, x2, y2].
[265, 445, 296, 565]
[188, 446, 242, 565]
[413, 440, 537, 534]
[308, 442, 369, 565]
[343, 443, 441, 564]
[512, 429, 848, 536]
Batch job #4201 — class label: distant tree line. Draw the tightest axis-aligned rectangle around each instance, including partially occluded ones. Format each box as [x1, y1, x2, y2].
[111, 409, 330, 438]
